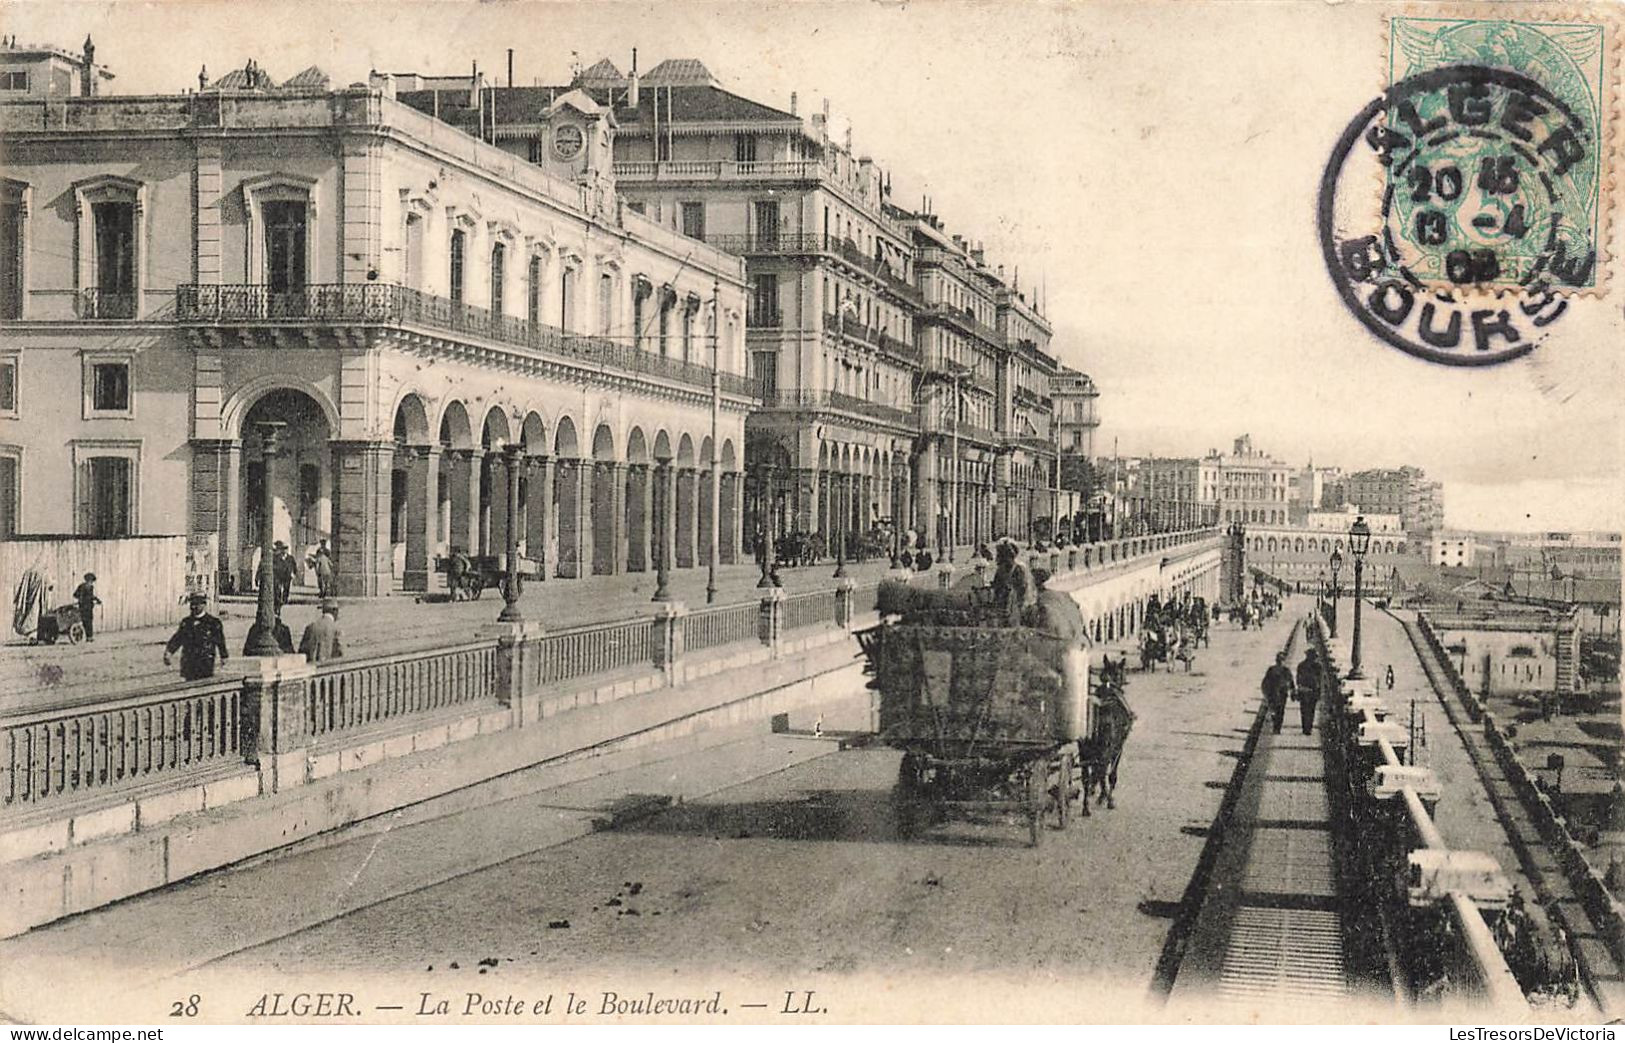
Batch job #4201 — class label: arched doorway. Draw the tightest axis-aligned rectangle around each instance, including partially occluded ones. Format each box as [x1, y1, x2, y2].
[675, 433, 697, 569]
[238, 388, 332, 593]
[590, 423, 617, 575]
[553, 417, 582, 577]
[625, 427, 651, 572]
[393, 394, 434, 591]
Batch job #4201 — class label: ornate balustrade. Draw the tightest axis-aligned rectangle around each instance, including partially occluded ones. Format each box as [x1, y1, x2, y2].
[532, 617, 654, 685]
[2, 679, 244, 808]
[307, 641, 495, 741]
[176, 283, 757, 398]
[682, 602, 759, 653]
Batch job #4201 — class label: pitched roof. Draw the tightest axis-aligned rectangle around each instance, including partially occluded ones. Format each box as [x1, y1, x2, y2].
[282, 66, 330, 90]
[642, 58, 717, 86]
[396, 82, 800, 133]
[575, 58, 625, 86]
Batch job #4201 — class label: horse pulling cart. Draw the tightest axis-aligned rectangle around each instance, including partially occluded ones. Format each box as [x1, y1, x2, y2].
[858, 586, 1091, 847]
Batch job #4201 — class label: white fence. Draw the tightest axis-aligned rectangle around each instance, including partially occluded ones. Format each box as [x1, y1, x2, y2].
[2, 535, 189, 634]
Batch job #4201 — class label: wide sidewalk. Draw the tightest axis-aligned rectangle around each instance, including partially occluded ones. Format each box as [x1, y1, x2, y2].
[1, 557, 909, 713]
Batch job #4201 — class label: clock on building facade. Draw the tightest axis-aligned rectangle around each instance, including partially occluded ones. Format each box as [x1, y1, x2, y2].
[553, 123, 584, 160]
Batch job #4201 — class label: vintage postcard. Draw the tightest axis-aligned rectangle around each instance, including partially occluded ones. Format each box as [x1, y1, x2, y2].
[0, 0, 1621, 1030]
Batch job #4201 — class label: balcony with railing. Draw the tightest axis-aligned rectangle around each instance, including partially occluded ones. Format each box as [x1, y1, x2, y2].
[77, 289, 138, 320]
[613, 160, 823, 182]
[918, 301, 1003, 347]
[757, 388, 914, 427]
[705, 233, 922, 304]
[176, 283, 758, 398]
[746, 306, 783, 328]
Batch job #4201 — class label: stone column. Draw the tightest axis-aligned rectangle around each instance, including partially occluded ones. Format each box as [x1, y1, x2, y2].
[461, 449, 483, 556]
[659, 461, 678, 579]
[328, 439, 396, 597]
[403, 445, 439, 592]
[624, 463, 648, 572]
[729, 470, 744, 564]
[699, 468, 715, 566]
[609, 462, 629, 574]
[554, 459, 583, 578]
[488, 452, 509, 568]
[189, 437, 241, 595]
[530, 455, 552, 581]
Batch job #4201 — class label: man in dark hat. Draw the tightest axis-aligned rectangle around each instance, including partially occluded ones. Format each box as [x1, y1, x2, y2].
[1295, 647, 1322, 736]
[72, 572, 102, 642]
[299, 599, 344, 663]
[164, 594, 229, 680]
[271, 541, 295, 609]
[1261, 651, 1295, 735]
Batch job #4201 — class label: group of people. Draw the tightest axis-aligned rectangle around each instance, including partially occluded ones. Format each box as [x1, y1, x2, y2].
[163, 594, 345, 683]
[269, 539, 336, 608]
[1260, 646, 1324, 736]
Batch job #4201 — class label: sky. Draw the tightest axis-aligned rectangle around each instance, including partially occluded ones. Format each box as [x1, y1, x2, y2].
[9, 0, 1623, 532]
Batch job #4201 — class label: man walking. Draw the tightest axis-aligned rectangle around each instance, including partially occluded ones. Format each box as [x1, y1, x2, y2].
[72, 572, 102, 642]
[271, 542, 294, 609]
[1261, 651, 1295, 734]
[299, 599, 344, 663]
[1295, 648, 1322, 736]
[163, 593, 229, 681]
[312, 539, 336, 599]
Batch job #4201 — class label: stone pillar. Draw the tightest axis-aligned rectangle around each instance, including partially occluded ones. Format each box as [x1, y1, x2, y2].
[731, 470, 745, 564]
[758, 587, 786, 653]
[241, 654, 313, 793]
[488, 452, 509, 567]
[610, 462, 629, 574]
[459, 449, 482, 556]
[190, 437, 241, 595]
[555, 459, 583, 578]
[404, 445, 439, 592]
[835, 577, 858, 631]
[699, 469, 715, 566]
[526, 455, 551, 581]
[659, 461, 678, 579]
[329, 439, 395, 596]
[484, 620, 544, 722]
[651, 601, 686, 682]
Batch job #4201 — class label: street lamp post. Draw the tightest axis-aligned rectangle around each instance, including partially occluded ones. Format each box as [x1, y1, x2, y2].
[243, 421, 288, 657]
[834, 472, 848, 578]
[1329, 547, 1343, 640]
[756, 462, 775, 589]
[1347, 515, 1372, 680]
[706, 285, 721, 604]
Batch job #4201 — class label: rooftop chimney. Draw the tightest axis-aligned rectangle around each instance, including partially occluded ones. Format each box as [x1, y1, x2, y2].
[81, 35, 95, 96]
[629, 48, 639, 108]
[790, 90, 797, 115]
[469, 60, 480, 106]
[507, 48, 513, 89]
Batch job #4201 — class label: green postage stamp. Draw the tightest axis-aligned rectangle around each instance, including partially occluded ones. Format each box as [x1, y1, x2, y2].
[1385, 14, 1614, 293]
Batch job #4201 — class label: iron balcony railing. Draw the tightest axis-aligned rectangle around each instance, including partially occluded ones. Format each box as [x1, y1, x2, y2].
[758, 388, 914, 426]
[77, 288, 137, 320]
[918, 301, 1004, 347]
[176, 283, 758, 398]
[705, 233, 923, 305]
[746, 307, 783, 328]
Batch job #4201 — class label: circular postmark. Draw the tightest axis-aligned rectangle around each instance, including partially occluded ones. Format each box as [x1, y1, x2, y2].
[1319, 65, 1596, 366]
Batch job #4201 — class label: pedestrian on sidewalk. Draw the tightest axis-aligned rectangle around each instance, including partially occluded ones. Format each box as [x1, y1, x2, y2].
[312, 539, 336, 599]
[299, 599, 344, 663]
[1295, 648, 1322, 735]
[1261, 651, 1295, 734]
[271, 542, 295, 609]
[163, 593, 228, 681]
[72, 572, 102, 642]
[1385, 663, 1395, 690]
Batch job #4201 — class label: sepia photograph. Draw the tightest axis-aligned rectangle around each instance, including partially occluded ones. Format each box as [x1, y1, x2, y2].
[0, 0, 1621, 1028]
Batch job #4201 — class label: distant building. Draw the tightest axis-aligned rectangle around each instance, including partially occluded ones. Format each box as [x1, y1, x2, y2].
[1243, 511, 1417, 587]
[1051, 365, 1099, 461]
[1432, 531, 1477, 568]
[1426, 603, 1581, 698]
[0, 35, 113, 99]
[1346, 465, 1443, 536]
[1209, 434, 1291, 526]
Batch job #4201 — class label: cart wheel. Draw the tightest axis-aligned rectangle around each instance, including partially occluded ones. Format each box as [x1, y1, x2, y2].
[67, 622, 86, 645]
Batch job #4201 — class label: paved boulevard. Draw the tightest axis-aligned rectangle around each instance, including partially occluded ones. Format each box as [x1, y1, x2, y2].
[0, 612, 1304, 1024]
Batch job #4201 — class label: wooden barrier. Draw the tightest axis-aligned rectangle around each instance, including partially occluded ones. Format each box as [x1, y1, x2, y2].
[2, 535, 189, 634]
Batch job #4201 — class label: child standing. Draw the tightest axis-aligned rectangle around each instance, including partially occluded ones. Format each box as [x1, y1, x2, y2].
[72, 572, 102, 642]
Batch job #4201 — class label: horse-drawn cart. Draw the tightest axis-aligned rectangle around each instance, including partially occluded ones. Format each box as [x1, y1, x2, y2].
[436, 553, 542, 601]
[858, 590, 1091, 847]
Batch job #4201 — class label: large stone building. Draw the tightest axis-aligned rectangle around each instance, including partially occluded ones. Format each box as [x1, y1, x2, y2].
[1345, 465, 1443, 536]
[1244, 506, 1416, 587]
[1, 46, 754, 595]
[1127, 456, 1220, 531]
[1052, 364, 1100, 460]
[386, 56, 1069, 552]
[1209, 434, 1292, 526]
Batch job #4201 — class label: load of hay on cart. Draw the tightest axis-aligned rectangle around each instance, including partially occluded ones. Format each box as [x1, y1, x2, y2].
[856, 584, 1092, 847]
